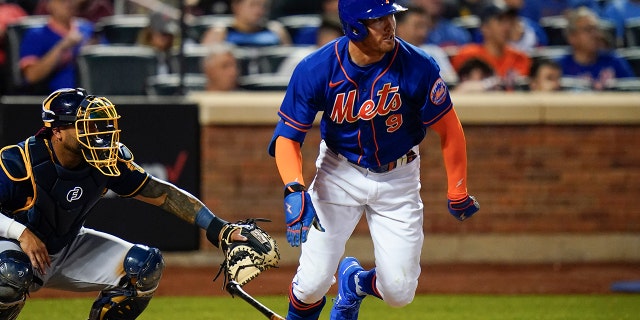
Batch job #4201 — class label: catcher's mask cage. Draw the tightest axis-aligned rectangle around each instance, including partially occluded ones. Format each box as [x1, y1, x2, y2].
[42, 88, 122, 176]
[338, 0, 407, 41]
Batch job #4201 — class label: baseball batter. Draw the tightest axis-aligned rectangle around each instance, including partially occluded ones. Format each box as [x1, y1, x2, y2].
[0, 88, 246, 320]
[268, 1, 480, 319]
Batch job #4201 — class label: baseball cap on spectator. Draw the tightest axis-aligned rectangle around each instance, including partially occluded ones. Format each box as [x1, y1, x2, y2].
[150, 11, 179, 35]
[479, 3, 518, 25]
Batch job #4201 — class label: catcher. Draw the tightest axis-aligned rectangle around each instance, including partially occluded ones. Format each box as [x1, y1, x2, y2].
[0, 88, 278, 320]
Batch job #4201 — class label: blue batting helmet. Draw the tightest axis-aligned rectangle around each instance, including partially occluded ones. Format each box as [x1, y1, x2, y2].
[338, 0, 407, 41]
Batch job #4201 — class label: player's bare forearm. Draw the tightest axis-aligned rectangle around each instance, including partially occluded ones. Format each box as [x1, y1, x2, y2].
[134, 177, 203, 223]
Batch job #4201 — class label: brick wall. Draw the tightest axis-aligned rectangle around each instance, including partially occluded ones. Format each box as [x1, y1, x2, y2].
[199, 124, 640, 242]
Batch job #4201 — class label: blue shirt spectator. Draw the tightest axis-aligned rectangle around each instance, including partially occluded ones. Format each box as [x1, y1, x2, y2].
[19, 0, 94, 93]
[559, 7, 635, 90]
[414, 0, 472, 47]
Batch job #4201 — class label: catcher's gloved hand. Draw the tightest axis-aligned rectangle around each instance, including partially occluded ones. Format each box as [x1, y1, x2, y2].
[283, 182, 325, 247]
[214, 218, 280, 287]
[448, 195, 480, 221]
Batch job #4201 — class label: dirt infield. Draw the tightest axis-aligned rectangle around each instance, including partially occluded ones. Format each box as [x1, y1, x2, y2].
[32, 263, 639, 299]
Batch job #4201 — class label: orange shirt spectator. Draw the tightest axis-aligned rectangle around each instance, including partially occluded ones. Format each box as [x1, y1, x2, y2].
[451, 43, 530, 78]
[451, 3, 531, 88]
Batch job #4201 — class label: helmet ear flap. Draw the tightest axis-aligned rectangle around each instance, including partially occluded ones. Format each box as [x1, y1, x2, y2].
[342, 18, 368, 42]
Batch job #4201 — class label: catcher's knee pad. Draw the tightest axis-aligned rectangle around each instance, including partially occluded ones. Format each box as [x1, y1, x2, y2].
[122, 244, 164, 292]
[88, 245, 164, 320]
[0, 250, 33, 303]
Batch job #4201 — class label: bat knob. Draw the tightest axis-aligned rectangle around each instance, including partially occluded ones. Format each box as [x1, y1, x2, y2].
[226, 281, 241, 296]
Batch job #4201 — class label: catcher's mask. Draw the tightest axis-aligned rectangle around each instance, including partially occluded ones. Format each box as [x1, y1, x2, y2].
[42, 88, 122, 176]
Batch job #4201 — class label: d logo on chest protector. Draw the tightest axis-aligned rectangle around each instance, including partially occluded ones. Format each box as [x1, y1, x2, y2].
[66, 187, 83, 202]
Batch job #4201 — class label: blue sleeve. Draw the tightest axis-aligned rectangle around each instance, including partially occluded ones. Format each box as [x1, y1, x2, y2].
[19, 28, 47, 59]
[267, 59, 322, 156]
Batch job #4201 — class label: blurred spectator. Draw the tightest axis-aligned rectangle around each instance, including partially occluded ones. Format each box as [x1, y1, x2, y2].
[289, 0, 339, 45]
[528, 58, 562, 91]
[452, 57, 501, 92]
[201, 0, 291, 47]
[395, 4, 458, 83]
[276, 14, 343, 77]
[503, 0, 548, 54]
[471, 0, 548, 53]
[0, 1, 28, 95]
[137, 11, 180, 76]
[19, 0, 95, 94]
[451, 2, 531, 90]
[601, 0, 640, 47]
[412, 0, 472, 48]
[518, 0, 601, 22]
[202, 43, 240, 91]
[34, 0, 114, 23]
[558, 7, 635, 90]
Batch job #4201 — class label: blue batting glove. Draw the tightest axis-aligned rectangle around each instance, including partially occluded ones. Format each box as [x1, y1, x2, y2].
[283, 182, 325, 247]
[448, 195, 480, 221]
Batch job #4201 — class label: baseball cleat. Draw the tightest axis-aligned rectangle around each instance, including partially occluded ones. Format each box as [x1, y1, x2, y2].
[329, 257, 365, 320]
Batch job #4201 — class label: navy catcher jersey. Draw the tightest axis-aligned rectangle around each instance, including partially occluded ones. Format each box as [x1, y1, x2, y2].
[271, 37, 453, 168]
[0, 137, 149, 253]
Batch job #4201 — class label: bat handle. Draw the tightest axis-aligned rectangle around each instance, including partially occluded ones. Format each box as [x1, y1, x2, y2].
[225, 281, 285, 320]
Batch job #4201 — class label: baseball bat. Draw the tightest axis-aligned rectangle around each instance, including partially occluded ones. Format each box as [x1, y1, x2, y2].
[226, 281, 285, 320]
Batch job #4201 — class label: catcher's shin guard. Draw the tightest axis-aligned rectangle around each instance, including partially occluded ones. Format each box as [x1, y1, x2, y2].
[88, 245, 164, 320]
[0, 299, 25, 320]
[0, 250, 33, 320]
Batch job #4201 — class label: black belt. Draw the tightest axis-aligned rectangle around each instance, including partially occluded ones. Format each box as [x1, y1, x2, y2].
[329, 146, 417, 173]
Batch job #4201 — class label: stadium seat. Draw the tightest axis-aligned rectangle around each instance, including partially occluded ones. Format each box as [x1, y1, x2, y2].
[609, 78, 640, 92]
[625, 17, 640, 48]
[146, 73, 207, 95]
[4, 15, 48, 93]
[530, 46, 570, 62]
[539, 15, 568, 46]
[560, 76, 592, 91]
[186, 14, 233, 42]
[94, 14, 149, 45]
[615, 47, 640, 76]
[172, 44, 211, 74]
[77, 45, 158, 95]
[238, 74, 290, 91]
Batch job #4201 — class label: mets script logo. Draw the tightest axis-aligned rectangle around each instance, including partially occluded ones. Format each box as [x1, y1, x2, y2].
[66, 187, 83, 202]
[430, 78, 448, 105]
[330, 83, 402, 123]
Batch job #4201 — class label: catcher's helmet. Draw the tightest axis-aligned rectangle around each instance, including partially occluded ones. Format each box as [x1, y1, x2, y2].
[42, 88, 88, 128]
[338, 0, 407, 41]
[41, 88, 122, 176]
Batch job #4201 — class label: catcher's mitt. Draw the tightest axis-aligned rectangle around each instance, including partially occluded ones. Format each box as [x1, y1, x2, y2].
[214, 218, 280, 287]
